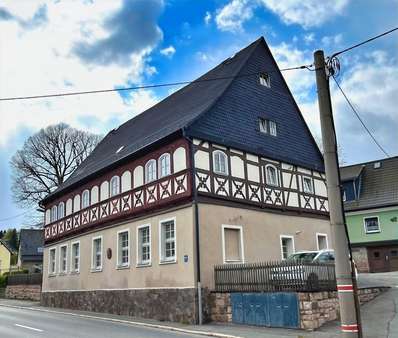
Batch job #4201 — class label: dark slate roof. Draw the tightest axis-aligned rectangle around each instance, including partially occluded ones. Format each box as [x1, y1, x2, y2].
[340, 165, 364, 181]
[341, 156, 398, 211]
[43, 37, 324, 204]
[19, 229, 44, 262]
[0, 239, 14, 254]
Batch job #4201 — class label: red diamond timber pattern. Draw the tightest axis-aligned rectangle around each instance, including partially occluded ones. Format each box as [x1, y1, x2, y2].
[196, 173, 210, 193]
[175, 174, 187, 194]
[110, 198, 120, 215]
[159, 179, 172, 200]
[121, 194, 131, 211]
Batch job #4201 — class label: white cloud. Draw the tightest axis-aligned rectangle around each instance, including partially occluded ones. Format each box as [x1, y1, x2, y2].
[303, 33, 315, 44]
[204, 11, 212, 25]
[0, 0, 162, 146]
[321, 33, 343, 47]
[160, 45, 176, 58]
[260, 0, 349, 28]
[215, 0, 253, 33]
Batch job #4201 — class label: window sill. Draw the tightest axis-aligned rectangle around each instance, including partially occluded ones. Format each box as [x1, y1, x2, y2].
[48, 273, 56, 278]
[136, 262, 152, 268]
[224, 260, 244, 264]
[70, 271, 80, 275]
[159, 259, 177, 265]
[116, 265, 130, 270]
[58, 272, 67, 276]
[365, 230, 381, 234]
[90, 268, 103, 273]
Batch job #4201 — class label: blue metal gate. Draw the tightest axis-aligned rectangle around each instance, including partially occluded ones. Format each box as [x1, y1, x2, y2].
[231, 292, 299, 328]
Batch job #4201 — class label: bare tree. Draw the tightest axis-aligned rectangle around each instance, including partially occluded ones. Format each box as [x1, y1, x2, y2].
[11, 123, 102, 212]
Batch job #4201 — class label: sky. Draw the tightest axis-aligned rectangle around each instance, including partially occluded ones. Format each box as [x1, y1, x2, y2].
[0, 0, 397, 230]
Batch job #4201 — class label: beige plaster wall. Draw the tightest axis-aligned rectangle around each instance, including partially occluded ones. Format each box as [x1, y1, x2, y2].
[198, 203, 332, 289]
[43, 206, 195, 291]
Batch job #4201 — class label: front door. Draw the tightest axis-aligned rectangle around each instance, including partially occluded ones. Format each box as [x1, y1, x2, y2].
[368, 246, 398, 272]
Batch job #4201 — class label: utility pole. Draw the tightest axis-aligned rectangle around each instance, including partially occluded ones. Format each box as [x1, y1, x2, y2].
[314, 50, 362, 338]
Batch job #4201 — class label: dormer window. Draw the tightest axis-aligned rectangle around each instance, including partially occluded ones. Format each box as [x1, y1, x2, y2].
[259, 118, 277, 136]
[259, 73, 270, 87]
[213, 150, 228, 175]
[145, 160, 157, 183]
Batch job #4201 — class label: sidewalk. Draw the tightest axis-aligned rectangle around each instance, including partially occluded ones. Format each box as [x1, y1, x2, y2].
[1, 289, 397, 338]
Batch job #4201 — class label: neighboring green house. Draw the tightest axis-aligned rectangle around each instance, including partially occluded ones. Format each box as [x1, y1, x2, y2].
[341, 157, 398, 273]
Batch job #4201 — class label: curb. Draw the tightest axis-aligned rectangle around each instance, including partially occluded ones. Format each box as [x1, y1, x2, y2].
[0, 303, 243, 338]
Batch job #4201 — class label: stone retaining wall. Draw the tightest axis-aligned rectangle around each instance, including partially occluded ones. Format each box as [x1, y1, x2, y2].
[6, 285, 41, 301]
[41, 288, 198, 324]
[209, 287, 388, 330]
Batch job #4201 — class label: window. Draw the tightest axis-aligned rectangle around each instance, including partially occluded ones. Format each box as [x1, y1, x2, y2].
[317, 252, 335, 263]
[71, 241, 80, 273]
[259, 73, 270, 87]
[342, 189, 347, 202]
[58, 202, 65, 219]
[213, 150, 228, 175]
[91, 236, 103, 271]
[265, 165, 279, 186]
[364, 217, 380, 233]
[145, 160, 157, 183]
[59, 245, 67, 274]
[110, 176, 120, 197]
[280, 235, 294, 260]
[222, 225, 244, 263]
[259, 118, 277, 136]
[82, 190, 90, 208]
[50, 205, 57, 223]
[137, 224, 151, 266]
[117, 230, 129, 268]
[303, 177, 314, 194]
[160, 219, 176, 263]
[48, 247, 56, 275]
[316, 233, 328, 250]
[159, 153, 171, 178]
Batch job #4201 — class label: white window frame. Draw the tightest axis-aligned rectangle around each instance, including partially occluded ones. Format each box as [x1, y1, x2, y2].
[116, 229, 130, 268]
[51, 205, 57, 223]
[213, 150, 228, 175]
[159, 217, 177, 264]
[363, 216, 381, 234]
[158, 153, 171, 178]
[110, 175, 120, 197]
[269, 120, 277, 136]
[265, 164, 279, 186]
[48, 247, 57, 275]
[280, 235, 295, 260]
[259, 73, 271, 87]
[316, 233, 329, 250]
[259, 118, 268, 134]
[59, 244, 68, 274]
[91, 235, 103, 272]
[70, 240, 80, 273]
[137, 224, 151, 266]
[303, 176, 314, 194]
[221, 224, 245, 264]
[145, 159, 157, 183]
[57, 202, 65, 219]
[82, 189, 90, 209]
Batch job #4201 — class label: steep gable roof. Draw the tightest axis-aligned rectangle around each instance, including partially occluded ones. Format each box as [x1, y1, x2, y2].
[341, 156, 398, 211]
[43, 37, 323, 204]
[19, 229, 44, 261]
[0, 239, 14, 254]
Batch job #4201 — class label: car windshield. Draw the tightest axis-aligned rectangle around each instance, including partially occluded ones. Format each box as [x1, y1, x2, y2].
[286, 252, 317, 262]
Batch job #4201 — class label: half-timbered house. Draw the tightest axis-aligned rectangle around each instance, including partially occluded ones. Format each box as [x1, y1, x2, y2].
[41, 37, 330, 323]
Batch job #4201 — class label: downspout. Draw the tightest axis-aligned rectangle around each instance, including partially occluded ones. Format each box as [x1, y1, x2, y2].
[184, 129, 202, 325]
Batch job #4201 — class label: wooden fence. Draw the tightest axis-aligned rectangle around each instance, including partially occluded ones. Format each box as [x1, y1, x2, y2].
[7, 273, 43, 286]
[214, 261, 336, 293]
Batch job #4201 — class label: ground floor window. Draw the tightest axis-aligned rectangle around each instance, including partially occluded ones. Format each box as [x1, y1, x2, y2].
[117, 230, 130, 268]
[71, 241, 80, 273]
[222, 225, 244, 263]
[160, 218, 176, 263]
[364, 216, 380, 233]
[137, 224, 151, 266]
[316, 233, 328, 250]
[91, 236, 103, 271]
[59, 245, 68, 273]
[49, 247, 56, 274]
[280, 235, 294, 260]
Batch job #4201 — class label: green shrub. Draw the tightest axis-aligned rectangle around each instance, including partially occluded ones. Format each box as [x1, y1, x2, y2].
[0, 275, 8, 288]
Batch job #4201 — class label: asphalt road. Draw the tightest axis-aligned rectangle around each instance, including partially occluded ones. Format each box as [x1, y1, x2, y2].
[0, 306, 203, 338]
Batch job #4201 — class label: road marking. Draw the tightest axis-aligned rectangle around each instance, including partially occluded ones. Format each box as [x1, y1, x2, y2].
[14, 324, 43, 332]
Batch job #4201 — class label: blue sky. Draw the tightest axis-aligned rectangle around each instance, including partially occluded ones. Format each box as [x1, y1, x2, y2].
[0, 0, 397, 230]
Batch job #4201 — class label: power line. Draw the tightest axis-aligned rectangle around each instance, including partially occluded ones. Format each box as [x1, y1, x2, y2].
[331, 27, 398, 58]
[0, 65, 312, 102]
[332, 75, 390, 158]
[0, 210, 30, 222]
